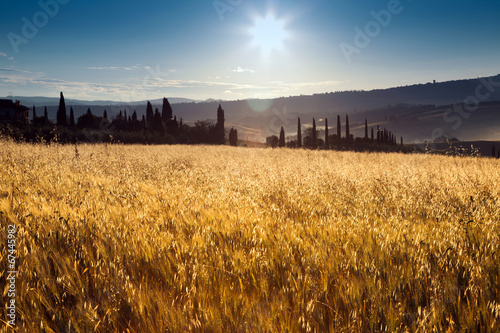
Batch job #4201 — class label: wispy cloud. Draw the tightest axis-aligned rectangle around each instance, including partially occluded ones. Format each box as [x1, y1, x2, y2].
[0, 65, 344, 101]
[85, 65, 178, 73]
[231, 67, 255, 74]
[0, 67, 44, 78]
[0, 52, 7, 57]
[0, 67, 256, 101]
[85, 66, 142, 71]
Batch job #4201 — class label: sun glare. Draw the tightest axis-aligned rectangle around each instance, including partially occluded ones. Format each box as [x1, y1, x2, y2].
[250, 14, 288, 53]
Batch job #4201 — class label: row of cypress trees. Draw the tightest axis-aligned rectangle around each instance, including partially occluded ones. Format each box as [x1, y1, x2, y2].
[22, 92, 232, 145]
[269, 115, 403, 151]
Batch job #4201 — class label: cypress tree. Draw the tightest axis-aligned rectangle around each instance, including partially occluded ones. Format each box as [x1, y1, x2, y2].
[216, 104, 225, 144]
[57, 91, 67, 126]
[297, 117, 302, 148]
[377, 125, 380, 144]
[312, 118, 317, 149]
[146, 101, 154, 128]
[132, 110, 137, 122]
[152, 108, 163, 132]
[279, 126, 285, 147]
[345, 114, 350, 143]
[371, 128, 374, 142]
[44, 106, 48, 121]
[141, 115, 146, 129]
[162, 98, 173, 122]
[365, 118, 368, 139]
[69, 107, 75, 127]
[229, 128, 238, 146]
[324, 118, 329, 149]
[401, 137, 404, 147]
[103, 110, 108, 119]
[337, 115, 341, 144]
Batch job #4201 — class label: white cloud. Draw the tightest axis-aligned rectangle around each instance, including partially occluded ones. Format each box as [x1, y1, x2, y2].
[8, 57, 13, 61]
[0, 52, 7, 57]
[231, 67, 255, 74]
[85, 65, 142, 71]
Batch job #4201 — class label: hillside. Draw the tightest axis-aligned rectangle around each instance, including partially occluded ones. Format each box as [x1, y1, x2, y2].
[5, 74, 500, 143]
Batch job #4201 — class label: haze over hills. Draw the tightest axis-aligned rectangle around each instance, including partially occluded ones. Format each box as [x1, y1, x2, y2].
[0, 96, 199, 107]
[4, 74, 500, 143]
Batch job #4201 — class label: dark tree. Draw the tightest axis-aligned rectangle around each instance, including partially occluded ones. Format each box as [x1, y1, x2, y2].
[345, 114, 350, 143]
[162, 98, 173, 122]
[69, 107, 75, 127]
[57, 91, 67, 126]
[365, 118, 368, 139]
[401, 136, 404, 147]
[266, 135, 279, 148]
[44, 106, 48, 121]
[337, 115, 341, 144]
[371, 128, 374, 142]
[152, 108, 164, 132]
[229, 128, 238, 146]
[103, 110, 108, 119]
[279, 126, 286, 147]
[312, 118, 317, 149]
[146, 101, 154, 129]
[324, 118, 329, 149]
[377, 125, 380, 144]
[132, 111, 137, 122]
[77, 108, 99, 129]
[297, 117, 302, 148]
[215, 104, 225, 144]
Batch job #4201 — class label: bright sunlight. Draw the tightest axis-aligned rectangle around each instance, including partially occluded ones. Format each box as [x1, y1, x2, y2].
[250, 14, 288, 53]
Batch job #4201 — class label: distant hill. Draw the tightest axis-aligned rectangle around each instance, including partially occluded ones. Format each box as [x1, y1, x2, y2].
[0, 96, 198, 107]
[5, 74, 500, 143]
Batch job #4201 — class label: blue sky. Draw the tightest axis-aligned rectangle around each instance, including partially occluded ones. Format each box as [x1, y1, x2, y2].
[0, 0, 499, 101]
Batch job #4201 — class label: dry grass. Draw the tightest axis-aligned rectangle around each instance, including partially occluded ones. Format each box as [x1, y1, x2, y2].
[1, 140, 499, 332]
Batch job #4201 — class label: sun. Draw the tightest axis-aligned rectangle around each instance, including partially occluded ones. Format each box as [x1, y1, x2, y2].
[250, 14, 288, 53]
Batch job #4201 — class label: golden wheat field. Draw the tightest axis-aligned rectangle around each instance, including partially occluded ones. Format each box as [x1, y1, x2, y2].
[1, 140, 499, 332]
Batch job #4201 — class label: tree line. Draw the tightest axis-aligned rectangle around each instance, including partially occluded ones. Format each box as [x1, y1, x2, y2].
[3, 92, 239, 146]
[267, 115, 406, 153]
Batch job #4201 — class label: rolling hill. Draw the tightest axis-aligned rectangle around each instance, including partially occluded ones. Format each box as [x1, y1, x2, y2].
[4, 74, 500, 143]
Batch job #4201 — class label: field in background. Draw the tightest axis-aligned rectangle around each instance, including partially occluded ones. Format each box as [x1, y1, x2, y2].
[1, 142, 499, 332]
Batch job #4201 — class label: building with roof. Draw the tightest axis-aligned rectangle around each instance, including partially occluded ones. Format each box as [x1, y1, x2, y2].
[0, 99, 30, 124]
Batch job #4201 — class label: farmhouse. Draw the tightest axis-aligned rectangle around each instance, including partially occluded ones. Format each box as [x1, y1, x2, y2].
[0, 99, 30, 124]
